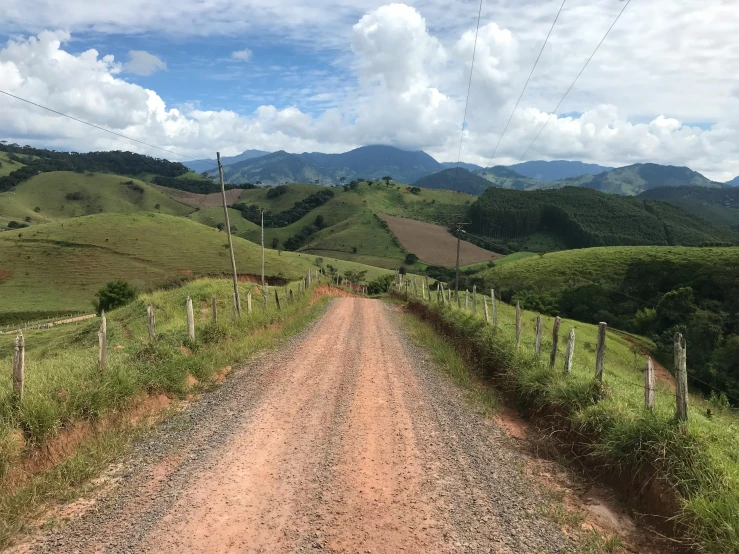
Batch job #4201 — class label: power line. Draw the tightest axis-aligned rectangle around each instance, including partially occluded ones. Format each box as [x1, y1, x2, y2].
[454, 0, 484, 187]
[492, 0, 632, 188]
[483, 0, 567, 170]
[0, 89, 216, 169]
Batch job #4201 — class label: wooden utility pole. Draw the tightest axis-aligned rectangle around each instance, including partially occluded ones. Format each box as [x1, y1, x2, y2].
[453, 221, 469, 307]
[218, 152, 241, 317]
[186, 296, 195, 341]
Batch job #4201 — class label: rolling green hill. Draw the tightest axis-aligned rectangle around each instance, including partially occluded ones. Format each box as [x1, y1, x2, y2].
[466, 246, 739, 401]
[0, 212, 391, 321]
[466, 186, 739, 253]
[0, 171, 193, 229]
[187, 181, 475, 268]
[638, 186, 739, 229]
[412, 168, 496, 195]
[0, 151, 27, 178]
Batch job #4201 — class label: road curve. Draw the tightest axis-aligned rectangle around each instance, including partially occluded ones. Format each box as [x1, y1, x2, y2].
[29, 298, 577, 554]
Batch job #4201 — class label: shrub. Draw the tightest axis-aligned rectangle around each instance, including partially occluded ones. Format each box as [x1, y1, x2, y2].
[404, 253, 419, 265]
[6, 221, 27, 230]
[367, 274, 394, 295]
[65, 191, 86, 201]
[93, 280, 137, 314]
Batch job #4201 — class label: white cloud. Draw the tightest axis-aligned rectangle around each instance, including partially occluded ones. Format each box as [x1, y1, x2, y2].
[1, 3, 739, 181]
[124, 50, 166, 75]
[231, 49, 252, 61]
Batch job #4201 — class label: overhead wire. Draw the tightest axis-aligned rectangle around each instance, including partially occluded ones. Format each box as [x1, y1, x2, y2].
[0, 89, 217, 170]
[453, 0, 485, 191]
[491, 0, 632, 188]
[483, 0, 567, 171]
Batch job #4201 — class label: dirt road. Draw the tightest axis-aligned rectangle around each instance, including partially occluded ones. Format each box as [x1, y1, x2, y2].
[29, 298, 581, 553]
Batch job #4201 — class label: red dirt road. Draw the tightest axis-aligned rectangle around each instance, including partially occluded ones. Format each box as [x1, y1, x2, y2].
[27, 299, 636, 554]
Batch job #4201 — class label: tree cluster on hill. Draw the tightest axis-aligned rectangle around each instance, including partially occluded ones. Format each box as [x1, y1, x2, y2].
[0, 143, 190, 192]
[232, 188, 334, 229]
[466, 186, 739, 251]
[151, 175, 238, 194]
[465, 253, 739, 404]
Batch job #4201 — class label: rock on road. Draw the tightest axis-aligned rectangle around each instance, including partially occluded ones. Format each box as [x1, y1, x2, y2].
[31, 298, 578, 553]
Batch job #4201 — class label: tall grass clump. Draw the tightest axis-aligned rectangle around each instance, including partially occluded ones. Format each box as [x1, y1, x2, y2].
[402, 293, 739, 554]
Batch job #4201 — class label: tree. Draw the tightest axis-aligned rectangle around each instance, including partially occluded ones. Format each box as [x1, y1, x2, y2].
[314, 257, 324, 268]
[314, 179, 319, 185]
[382, 175, 392, 186]
[315, 214, 325, 229]
[343, 269, 368, 283]
[272, 237, 279, 249]
[367, 274, 394, 295]
[94, 280, 137, 314]
[339, 176, 346, 186]
[404, 253, 419, 265]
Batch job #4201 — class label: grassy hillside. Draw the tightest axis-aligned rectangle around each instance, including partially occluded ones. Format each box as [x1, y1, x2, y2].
[0, 152, 27, 178]
[185, 181, 474, 268]
[467, 186, 739, 253]
[0, 212, 390, 319]
[0, 171, 192, 229]
[412, 168, 495, 195]
[638, 186, 739, 229]
[466, 245, 739, 401]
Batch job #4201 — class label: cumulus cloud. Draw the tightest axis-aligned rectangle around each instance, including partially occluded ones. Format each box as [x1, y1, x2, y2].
[1, 3, 739, 180]
[231, 49, 252, 61]
[124, 50, 166, 75]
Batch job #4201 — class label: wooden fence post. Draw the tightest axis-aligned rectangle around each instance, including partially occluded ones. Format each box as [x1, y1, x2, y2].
[473, 285, 477, 314]
[483, 296, 489, 323]
[247, 292, 252, 315]
[413, 278, 418, 297]
[211, 294, 218, 323]
[98, 311, 107, 370]
[147, 303, 156, 339]
[674, 333, 689, 422]
[491, 289, 498, 328]
[465, 289, 469, 310]
[186, 296, 195, 341]
[549, 316, 561, 368]
[12, 331, 24, 407]
[534, 314, 543, 356]
[645, 356, 655, 412]
[425, 277, 430, 300]
[263, 285, 268, 311]
[564, 327, 575, 375]
[232, 293, 238, 316]
[595, 322, 607, 382]
[275, 289, 281, 310]
[515, 302, 521, 347]
[448, 288, 452, 305]
[289, 289, 294, 303]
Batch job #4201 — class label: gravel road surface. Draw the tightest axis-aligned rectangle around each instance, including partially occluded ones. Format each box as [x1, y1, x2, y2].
[29, 298, 580, 553]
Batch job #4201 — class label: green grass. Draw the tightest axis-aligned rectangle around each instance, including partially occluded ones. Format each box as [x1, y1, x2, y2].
[474, 246, 739, 294]
[0, 152, 27, 178]
[492, 251, 539, 266]
[401, 289, 739, 554]
[180, 181, 476, 270]
[0, 276, 334, 546]
[0, 212, 391, 318]
[0, 171, 192, 228]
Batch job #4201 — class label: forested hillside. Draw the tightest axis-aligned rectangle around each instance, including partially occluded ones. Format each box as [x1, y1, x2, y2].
[638, 186, 739, 229]
[466, 186, 739, 252]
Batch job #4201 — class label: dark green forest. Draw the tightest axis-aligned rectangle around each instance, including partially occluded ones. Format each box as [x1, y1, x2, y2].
[152, 175, 240, 194]
[466, 186, 738, 251]
[232, 188, 334, 229]
[0, 143, 190, 192]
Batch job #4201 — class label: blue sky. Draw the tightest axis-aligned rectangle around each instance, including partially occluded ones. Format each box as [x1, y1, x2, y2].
[1, 0, 739, 180]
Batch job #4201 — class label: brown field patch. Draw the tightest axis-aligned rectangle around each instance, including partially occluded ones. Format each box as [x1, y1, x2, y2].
[0, 270, 10, 281]
[153, 185, 244, 208]
[379, 214, 501, 268]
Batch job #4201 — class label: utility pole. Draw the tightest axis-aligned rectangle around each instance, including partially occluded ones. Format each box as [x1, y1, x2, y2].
[261, 209, 265, 286]
[218, 152, 241, 317]
[454, 221, 469, 306]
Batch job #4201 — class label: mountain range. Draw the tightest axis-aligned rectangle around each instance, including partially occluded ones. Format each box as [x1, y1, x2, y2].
[192, 144, 735, 196]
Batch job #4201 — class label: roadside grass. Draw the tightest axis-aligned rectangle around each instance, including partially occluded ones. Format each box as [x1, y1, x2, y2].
[400, 290, 739, 554]
[399, 312, 499, 417]
[0, 212, 390, 318]
[0, 276, 334, 546]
